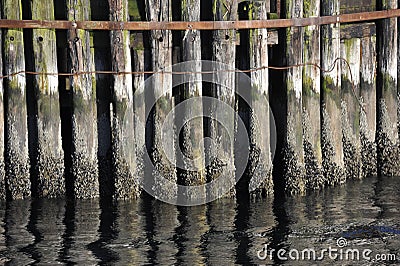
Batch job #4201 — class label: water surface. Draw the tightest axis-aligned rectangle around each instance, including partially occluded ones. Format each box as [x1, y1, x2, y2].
[0, 176, 399, 265]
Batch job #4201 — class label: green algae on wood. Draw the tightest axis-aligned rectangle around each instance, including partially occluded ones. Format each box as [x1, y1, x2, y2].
[30, 0, 65, 198]
[109, 0, 140, 200]
[321, 0, 345, 186]
[2, 0, 31, 199]
[247, 0, 273, 196]
[67, 0, 99, 199]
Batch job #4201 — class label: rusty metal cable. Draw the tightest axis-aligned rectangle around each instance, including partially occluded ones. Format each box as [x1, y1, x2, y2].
[0, 57, 364, 113]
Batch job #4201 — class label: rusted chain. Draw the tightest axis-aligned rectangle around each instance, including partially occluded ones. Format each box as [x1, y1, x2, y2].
[0, 9, 399, 30]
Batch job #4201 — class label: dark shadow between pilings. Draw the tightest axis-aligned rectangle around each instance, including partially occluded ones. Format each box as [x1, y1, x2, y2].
[269, 27, 288, 196]
[90, 0, 113, 199]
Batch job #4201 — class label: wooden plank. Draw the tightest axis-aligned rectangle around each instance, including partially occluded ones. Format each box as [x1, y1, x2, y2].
[109, 0, 139, 200]
[146, 0, 177, 199]
[2, 0, 31, 199]
[321, 0, 346, 185]
[178, 0, 206, 201]
[30, 0, 65, 198]
[360, 35, 377, 177]
[247, 0, 273, 196]
[340, 22, 376, 39]
[303, 0, 324, 189]
[376, 0, 400, 176]
[206, 0, 238, 198]
[283, 0, 306, 194]
[67, 0, 99, 198]
[0, 16, 5, 200]
[341, 38, 362, 180]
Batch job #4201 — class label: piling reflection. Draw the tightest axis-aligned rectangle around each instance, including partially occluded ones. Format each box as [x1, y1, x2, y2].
[0, 176, 398, 265]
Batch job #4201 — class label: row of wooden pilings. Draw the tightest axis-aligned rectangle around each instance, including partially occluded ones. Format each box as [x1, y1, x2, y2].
[0, 0, 398, 201]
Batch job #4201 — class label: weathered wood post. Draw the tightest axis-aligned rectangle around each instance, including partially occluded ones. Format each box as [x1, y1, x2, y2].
[2, 0, 31, 199]
[283, 0, 306, 194]
[67, 0, 99, 198]
[146, 0, 177, 199]
[131, 32, 146, 184]
[321, 0, 345, 185]
[179, 0, 206, 200]
[376, 0, 400, 176]
[247, 1, 273, 196]
[341, 34, 362, 180]
[360, 34, 377, 177]
[0, 23, 5, 200]
[303, 0, 324, 189]
[109, 0, 139, 200]
[207, 0, 238, 198]
[30, 0, 65, 198]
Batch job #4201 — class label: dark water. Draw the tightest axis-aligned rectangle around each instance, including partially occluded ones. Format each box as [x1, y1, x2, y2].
[0, 176, 399, 265]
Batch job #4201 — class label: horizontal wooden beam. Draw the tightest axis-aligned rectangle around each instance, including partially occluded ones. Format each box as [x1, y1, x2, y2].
[0, 9, 399, 30]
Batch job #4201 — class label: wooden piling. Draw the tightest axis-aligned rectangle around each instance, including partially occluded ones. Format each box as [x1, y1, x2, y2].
[131, 32, 146, 184]
[67, 0, 99, 198]
[283, 0, 306, 194]
[247, 1, 273, 196]
[179, 0, 206, 200]
[303, 0, 324, 190]
[146, 0, 177, 199]
[0, 22, 5, 200]
[376, 0, 400, 176]
[2, 0, 31, 199]
[360, 34, 377, 177]
[207, 0, 238, 198]
[109, 0, 139, 200]
[321, 0, 345, 185]
[29, 0, 65, 198]
[341, 34, 362, 180]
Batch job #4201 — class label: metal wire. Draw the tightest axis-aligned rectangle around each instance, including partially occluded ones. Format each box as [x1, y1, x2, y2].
[0, 57, 364, 113]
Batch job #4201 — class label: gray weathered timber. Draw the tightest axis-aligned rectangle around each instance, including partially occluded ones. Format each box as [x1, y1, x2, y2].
[283, 0, 306, 194]
[377, 0, 400, 176]
[247, 0, 273, 196]
[179, 0, 206, 201]
[303, 0, 324, 190]
[341, 36, 362, 180]
[146, 0, 177, 200]
[2, 0, 31, 199]
[30, 0, 65, 198]
[0, 21, 5, 200]
[321, 0, 345, 186]
[360, 35, 377, 177]
[109, 0, 139, 200]
[67, 0, 99, 198]
[206, 0, 237, 198]
[131, 32, 145, 189]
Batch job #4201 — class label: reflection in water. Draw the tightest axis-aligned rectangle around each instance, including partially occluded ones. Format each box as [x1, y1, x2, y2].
[0, 176, 398, 265]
